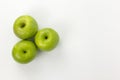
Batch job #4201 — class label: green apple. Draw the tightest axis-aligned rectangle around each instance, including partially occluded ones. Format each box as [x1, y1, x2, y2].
[13, 15, 38, 39]
[35, 28, 59, 51]
[12, 40, 37, 64]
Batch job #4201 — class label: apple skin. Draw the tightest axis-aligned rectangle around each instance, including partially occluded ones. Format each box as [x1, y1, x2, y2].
[12, 40, 37, 64]
[13, 15, 38, 39]
[35, 28, 59, 51]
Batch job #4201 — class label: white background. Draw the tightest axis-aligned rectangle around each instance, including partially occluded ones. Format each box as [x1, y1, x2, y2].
[0, 0, 120, 80]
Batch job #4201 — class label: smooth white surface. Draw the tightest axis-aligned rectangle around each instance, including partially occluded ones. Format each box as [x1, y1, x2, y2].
[0, 0, 120, 80]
